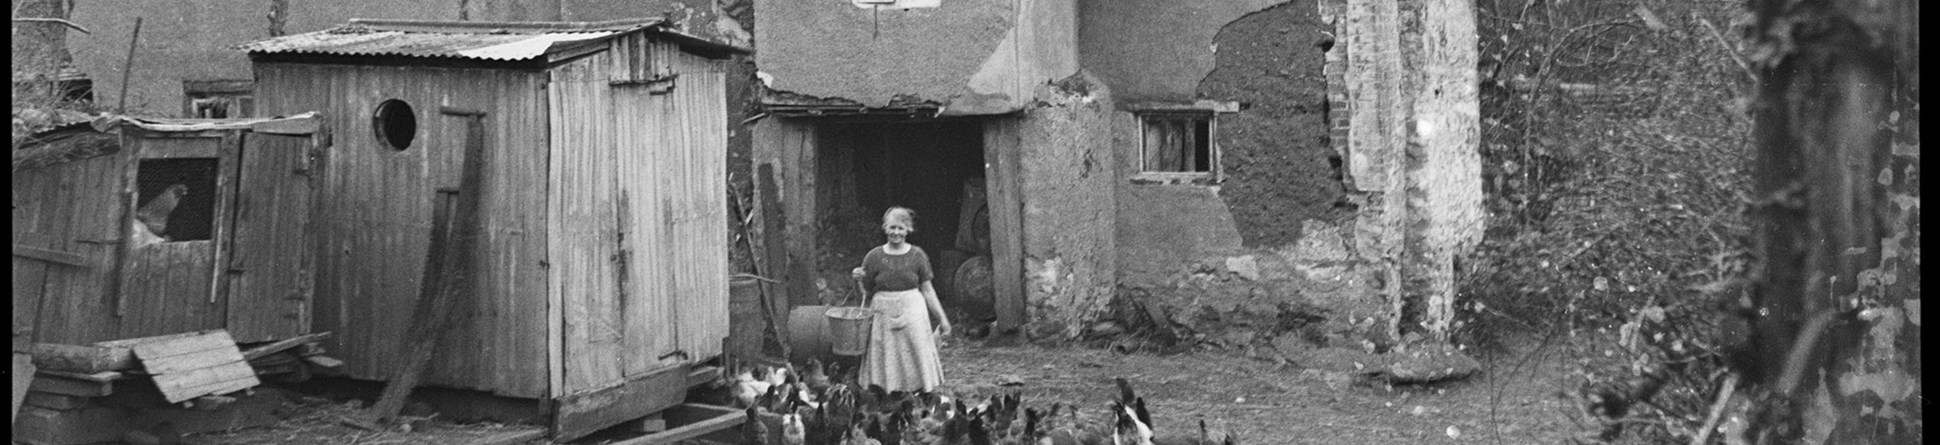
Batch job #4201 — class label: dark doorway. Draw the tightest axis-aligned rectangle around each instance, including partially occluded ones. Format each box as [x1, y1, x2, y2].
[814, 119, 991, 319]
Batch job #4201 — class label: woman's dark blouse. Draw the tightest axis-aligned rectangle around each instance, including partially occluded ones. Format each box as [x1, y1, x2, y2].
[861, 245, 934, 294]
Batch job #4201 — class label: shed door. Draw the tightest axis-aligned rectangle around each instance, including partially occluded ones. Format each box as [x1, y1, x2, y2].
[223, 132, 317, 343]
[117, 132, 242, 339]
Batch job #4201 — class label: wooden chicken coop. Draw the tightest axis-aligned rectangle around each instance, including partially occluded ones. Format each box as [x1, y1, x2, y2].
[12, 114, 328, 346]
[241, 18, 747, 440]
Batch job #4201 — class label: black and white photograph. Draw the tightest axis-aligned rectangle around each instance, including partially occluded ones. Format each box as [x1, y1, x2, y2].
[10, 0, 1918, 443]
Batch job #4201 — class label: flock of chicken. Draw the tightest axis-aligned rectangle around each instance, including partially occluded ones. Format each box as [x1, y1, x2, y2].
[724, 360, 1236, 445]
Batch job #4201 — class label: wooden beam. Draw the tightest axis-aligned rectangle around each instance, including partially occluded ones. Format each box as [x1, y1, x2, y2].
[11, 245, 90, 268]
[553, 365, 689, 442]
[28, 370, 121, 398]
[93, 331, 211, 349]
[361, 111, 487, 426]
[28, 343, 135, 373]
[13, 353, 34, 421]
[685, 366, 721, 388]
[983, 119, 1027, 343]
[238, 332, 332, 361]
[608, 403, 745, 445]
[470, 428, 549, 445]
[24, 392, 89, 411]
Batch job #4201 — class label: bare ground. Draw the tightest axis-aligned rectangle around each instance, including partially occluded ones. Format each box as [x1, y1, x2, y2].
[934, 334, 1586, 444]
[187, 333, 1586, 445]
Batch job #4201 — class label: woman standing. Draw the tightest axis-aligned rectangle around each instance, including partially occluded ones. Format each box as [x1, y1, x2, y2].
[850, 207, 952, 392]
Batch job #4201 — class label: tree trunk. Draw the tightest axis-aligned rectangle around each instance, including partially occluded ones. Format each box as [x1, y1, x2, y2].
[1740, 0, 1920, 443]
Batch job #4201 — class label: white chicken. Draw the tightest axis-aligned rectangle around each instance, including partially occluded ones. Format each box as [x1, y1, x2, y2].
[135, 183, 188, 239]
[732, 366, 772, 409]
[131, 218, 166, 247]
[780, 412, 807, 445]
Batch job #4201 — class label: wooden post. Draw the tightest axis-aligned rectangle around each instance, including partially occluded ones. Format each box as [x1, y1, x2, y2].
[115, 17, 141, 113]
[359, 109, 487, 426]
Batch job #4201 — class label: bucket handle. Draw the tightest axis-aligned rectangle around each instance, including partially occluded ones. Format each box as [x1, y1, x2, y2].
[847, 275, 869, 308]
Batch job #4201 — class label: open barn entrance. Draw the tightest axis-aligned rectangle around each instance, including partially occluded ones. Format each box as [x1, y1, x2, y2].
[813, 119, 994, 322]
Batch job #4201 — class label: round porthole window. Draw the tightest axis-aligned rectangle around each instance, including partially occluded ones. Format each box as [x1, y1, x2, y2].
[372, 99, 418, 151]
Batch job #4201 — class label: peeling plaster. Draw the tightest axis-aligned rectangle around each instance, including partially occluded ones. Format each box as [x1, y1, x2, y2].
[1078, 0, 1290, 102]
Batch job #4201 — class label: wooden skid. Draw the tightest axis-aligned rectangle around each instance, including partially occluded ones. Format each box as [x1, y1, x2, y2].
[552, 365, 690, 442]
[10, 388, 284, 445]
[611, 403, 745, 445]
[27, 343, 135, 374]
[27, 371, 120, 398]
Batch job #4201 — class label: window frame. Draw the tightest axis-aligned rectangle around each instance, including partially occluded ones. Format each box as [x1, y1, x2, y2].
[182, 79, 254, 119]
[1129, 101, 1237, 185]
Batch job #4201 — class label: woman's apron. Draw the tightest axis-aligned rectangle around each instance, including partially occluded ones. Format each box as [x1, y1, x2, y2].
[858, 288, 944, 392]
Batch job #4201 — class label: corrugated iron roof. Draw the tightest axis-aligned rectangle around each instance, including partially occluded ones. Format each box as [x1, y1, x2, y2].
[238, 19, 663, 61]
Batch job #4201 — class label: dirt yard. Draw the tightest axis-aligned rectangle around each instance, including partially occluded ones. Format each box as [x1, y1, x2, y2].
[186, 332, 1585, 445]
[933, 335, 1585, 444]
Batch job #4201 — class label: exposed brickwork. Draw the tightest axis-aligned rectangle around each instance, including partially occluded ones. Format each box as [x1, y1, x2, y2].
[1322, 0, 1482, 343]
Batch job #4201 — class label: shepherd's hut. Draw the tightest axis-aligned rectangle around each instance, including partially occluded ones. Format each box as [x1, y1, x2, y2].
[13, 114, 328, 345]
[240, 19, 746, 439]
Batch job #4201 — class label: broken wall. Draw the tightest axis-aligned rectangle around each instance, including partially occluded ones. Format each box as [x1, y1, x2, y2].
[1325, 0, 1482, 343]
[1011, 73, 1118, 338]
[1083, 0, 1384, 351]
[1077, 0, 1479, 351]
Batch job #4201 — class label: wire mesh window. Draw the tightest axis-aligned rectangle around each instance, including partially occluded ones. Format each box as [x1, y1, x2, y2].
[1139, 112, 1215, 174]
[134, 158, 219, 242]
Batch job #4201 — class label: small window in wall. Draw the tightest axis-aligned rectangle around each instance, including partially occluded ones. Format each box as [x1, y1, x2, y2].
[183, 80, 253, 119]
[1139, 112, 1216, 174]
[372, 99, 418, 151]
[134, 158, 220, 242]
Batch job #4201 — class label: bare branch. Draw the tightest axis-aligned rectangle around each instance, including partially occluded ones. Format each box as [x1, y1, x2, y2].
[11, 17, 90, 34]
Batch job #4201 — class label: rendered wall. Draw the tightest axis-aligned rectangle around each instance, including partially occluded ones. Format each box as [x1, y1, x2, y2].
[753, 0, 1078, 115]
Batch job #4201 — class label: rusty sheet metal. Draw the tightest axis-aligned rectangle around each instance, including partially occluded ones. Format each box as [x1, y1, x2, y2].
[237, 19, 662, 61]
[240, 28, 622, 61]
[240, 18, 746, 62]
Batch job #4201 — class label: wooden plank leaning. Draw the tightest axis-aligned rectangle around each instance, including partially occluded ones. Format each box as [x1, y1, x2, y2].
[130, 330, 259, 404]
[352, 107, 487, 429]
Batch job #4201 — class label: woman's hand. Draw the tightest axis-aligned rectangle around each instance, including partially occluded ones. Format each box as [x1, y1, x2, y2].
[934, 319, 952, 337]
[851, 266, 865, 281]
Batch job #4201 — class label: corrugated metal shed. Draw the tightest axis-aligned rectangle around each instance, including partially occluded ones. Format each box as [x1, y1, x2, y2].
[238, 18, 746, 62]
[245, 18, 738, 441]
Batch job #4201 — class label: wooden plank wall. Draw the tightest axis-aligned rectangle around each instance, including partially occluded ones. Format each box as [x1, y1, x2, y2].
[551, 34, 731, 397]
[606, 37, 682, 382]
[663, 47, 730, 361]
[254, 63, 550, 398]
[12, 156, 125, 344]
[981, 120, 1027, 336]
[224, 132, 317, 343]
[549, 53, 628, 396]
[116, 134, 239, 340]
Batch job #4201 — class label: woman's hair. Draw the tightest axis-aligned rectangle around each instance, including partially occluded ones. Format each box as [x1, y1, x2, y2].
[882, 206, 916, 231]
